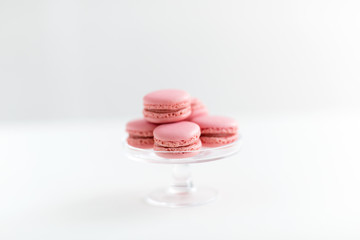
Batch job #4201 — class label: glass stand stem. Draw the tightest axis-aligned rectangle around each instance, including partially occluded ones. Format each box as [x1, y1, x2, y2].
[146, 163, 217, 207]
[169, 164, 195, 194]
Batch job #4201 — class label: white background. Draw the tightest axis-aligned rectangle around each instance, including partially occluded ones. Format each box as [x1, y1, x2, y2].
[1, 0, 360, 239]
[1, 0, 360, 120]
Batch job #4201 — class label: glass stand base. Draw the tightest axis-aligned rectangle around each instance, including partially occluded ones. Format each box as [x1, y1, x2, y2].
[145, 186, 218, 208]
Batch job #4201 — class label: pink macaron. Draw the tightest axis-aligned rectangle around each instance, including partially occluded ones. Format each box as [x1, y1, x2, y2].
[191, 115, 238, 147]
[143, 89, 192, 123]
[187, 97, 208, 120]
[126, 119, 158, 149]
[153, 121, 202, 158]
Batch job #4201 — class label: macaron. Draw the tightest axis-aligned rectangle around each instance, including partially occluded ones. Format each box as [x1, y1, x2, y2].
[187, 97, 208, 120]
[143, 89, 192, 123]
[126, 119, 157, 149]
[191, 115, 238, 147]
[153, 121, 202, 158]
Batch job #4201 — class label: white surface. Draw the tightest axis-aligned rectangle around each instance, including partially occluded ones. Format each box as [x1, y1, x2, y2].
[1, 111, 360, 239]
[1, 0, 360, 120]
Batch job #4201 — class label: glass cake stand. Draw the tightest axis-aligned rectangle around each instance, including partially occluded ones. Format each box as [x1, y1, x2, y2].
[123, 136, 242, 208]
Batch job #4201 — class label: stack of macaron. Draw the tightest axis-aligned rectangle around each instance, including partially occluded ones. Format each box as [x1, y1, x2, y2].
[126, 89, 238, 158]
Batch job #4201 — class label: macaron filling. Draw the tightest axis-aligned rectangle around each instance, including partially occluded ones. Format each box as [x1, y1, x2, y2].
[126, 119, 157, 149]
[127, 136, 154, 148]
[201, 133, 237, 138]
[200, 129, 238, 145]
[127, 133, 155, 147]
[154, 133, 200, 148]
[154, 139, 202, 152]
[200, 131, 238, 145]
[144, 106, 189, 113]
[144, 100, 190, 111]
[128, 135, 154, 139]
[126, 130, 154, 137]
[143, 106, 191, 119]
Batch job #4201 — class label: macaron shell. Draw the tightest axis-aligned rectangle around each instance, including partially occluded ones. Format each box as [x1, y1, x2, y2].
[153, 121, 200, 147]
[200, 134, 238, 147]
[127, 137, 154, 149]
[143, 89, 191, 106]
[126, 119, 157, 137]
[201, 126, 237, 135]
[190, 98, 205, 110]
[154, 139, 202, 159]
[143, 106, 191, 124]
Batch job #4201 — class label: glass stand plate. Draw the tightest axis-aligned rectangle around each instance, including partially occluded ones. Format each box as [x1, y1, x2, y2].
[123, 136, 242, 208]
